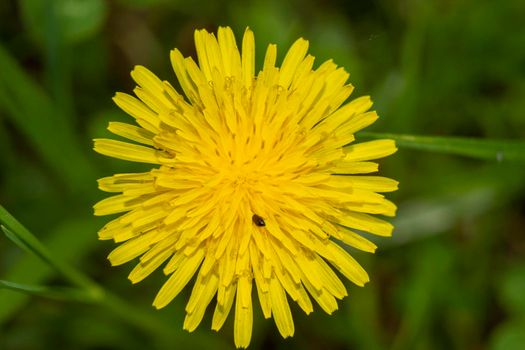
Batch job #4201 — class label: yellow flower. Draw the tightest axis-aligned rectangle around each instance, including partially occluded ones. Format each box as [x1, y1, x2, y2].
[94, 26, 397, 348]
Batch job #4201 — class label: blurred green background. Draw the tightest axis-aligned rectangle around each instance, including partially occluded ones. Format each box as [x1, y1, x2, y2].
[1, 0, 525, 349]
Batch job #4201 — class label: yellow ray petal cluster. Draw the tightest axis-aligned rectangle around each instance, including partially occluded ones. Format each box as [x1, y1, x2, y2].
[93, 26, 398, 348]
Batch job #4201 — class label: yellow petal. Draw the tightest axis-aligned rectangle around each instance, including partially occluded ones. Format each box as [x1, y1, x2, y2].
[269, 277, 294, 338]
[326, 175, 399, 192]
[153, 249, 205, 309]
[93, 138, 162, 164]
[212, 282, 236, 330]
[128, 249, 172, 283]
[344, 139, 397, 162]
[302, 278, 338, 314]
[107, 231, 156, 266]
[97, 172, 153, 193]
[334, 227, 377, 253]
[337, 212, 394, 237]
[234, 276, 253, 348]
[107, 122, 155, 146]
[93, 194, 144, 216]
[325, 241, 369, 286]
[241, 28, 255, 90]
[183, 272, 219, 332]
[331, 161, 379, 174]
[316, 96, 373, 132]
[218, 26, 241, 78]
[170, 49, 200, 103]
[112, 92, 160, 133]
[279, 38, 309, 89]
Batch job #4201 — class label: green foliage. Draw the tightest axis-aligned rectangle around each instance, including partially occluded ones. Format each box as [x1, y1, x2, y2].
[361, 132, 525, 161]
[499, 263, 525, 316]
[0, 206, 101, 296]
[19, 0, 107, 45]
[0, 280, 93, 302]
[490, 320, 525, 350]
[1, 0, 524, 349]
[0, 44, 95, 192]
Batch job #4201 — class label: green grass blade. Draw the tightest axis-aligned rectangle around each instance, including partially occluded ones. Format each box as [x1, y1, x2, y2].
[360, 132, 525, 161]
[2, 225, 57, 271]
[0, 205, 102, 298]
[0, 215, 100, 323]
[0, 280, 95, 303]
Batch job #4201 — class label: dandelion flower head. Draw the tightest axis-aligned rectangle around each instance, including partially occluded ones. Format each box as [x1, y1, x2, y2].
[94, 26, 398, 348]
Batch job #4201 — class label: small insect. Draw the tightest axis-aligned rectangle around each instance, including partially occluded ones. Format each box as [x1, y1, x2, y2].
[252, 214, 266, 227]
